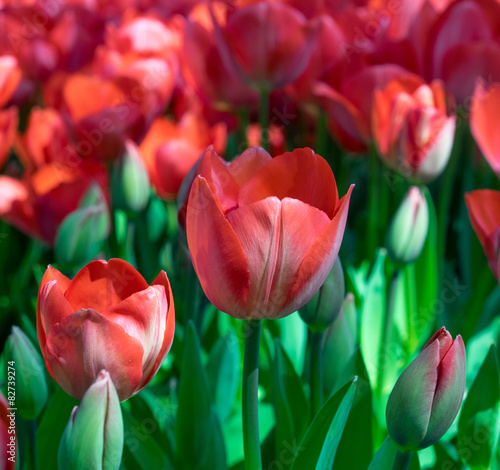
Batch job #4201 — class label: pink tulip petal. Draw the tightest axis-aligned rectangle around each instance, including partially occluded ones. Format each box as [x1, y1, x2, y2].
[238, 148, 338, 218]
[186, 176, 250, 318]
[45, 308, 144, 401]
[227, 147, 272, 187]
[226, 196, 330, 319]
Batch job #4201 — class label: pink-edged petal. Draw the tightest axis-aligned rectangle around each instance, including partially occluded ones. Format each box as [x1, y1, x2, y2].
[227, 147, 272, 187]
[238, 148, 338, 218]
[226, 196, 330, 319]
[423, 326, 454, 361]
[45, 308, 144, 401]
[387, 339, 441, 450]
[102, 285, 166, 375]
[186, 176, 250, 318]
[37, 279, 74, 367]
[64, 259, 149, 313]
[136, 270, 176, 391]
[422, 335, 466, 448]
[284, 185, 353, 315]
[197, 146, 240, 213]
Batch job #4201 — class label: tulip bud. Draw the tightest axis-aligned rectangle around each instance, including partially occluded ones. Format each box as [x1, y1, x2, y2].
[58, 370, 123, 470]
[112, 140, 150, 214]
[5, 326, 48, 419]
[54, 182, 111, 266]
[386, 186, 429, 265]
[299, 257, 345, 332]
[386, 327, 466, 451]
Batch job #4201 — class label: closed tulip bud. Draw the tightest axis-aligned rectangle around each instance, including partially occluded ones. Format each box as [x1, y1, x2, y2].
[54, 183, 111, 266]
[4, 326, 48, 420]
[299, 257, 345, 332]
[112, 140, 150, 213]
[37, 259, 175, 401]
[386, 186, 429, 265]
[58, 370, 123, 470]
[386, 327, 466, 451]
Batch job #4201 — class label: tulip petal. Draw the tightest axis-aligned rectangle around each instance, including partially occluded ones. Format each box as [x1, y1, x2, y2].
[422, 335, 466, 448]
[238, 148, 338, 218]
[37, 279, 74, 375]
[197, 146, 240, 213]
[64, 259, 149, 313]
[471, 80, 500, 177]
[45, 308, 144, 401]
[386, 339, 441, 450]
[465, 189, 500, 268]
[226, 196, 330, 319]
[186, 176, 250, 318]
[285, 185, 353, 315]
[226, 147, 272, 187]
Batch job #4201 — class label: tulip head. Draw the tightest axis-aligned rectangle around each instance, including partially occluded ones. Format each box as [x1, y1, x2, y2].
[5, 326, 48, 419]
[386, 327, 466, 451]
[58, 370, 123, 470]
[299, 256, 345, 332]
[36, 259, 175, 401]
[386, 186, 429, 266]
[186, 146, 353, 320]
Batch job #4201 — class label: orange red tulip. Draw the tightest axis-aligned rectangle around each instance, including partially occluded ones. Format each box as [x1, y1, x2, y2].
[186, 146, 353, 320]
[37, 259, 175, 401]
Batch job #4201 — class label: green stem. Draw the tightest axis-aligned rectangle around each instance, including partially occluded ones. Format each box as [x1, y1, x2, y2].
[242, 320, 262, 470]
[310, 330, 324, 417]
[315, 112, 328, 158]
[393, 450, 412, 470]
[125, 218, 137, 267]
[368, 146, 380, 258]
[378, 269, 400, 399]
[259, 88, 270, 151]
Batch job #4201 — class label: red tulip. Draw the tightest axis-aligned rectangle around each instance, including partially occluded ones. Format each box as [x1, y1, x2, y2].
[470, 80, 500, 178]
[387, 327, 466, 451]
[465, 189, 500, 277]
[372, 77, 456, 182]
[186, 146, 353, 320]
[212, 1, 319, 89]
[139, 107, 226, 199]
[36, 259, 175, 401]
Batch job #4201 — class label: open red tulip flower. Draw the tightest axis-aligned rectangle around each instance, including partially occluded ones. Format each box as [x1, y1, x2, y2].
[471, 80, 500, 179]
[186, 146, 353, 320]
[372, 77, 456, 182]
[465, 189, 500, 278]
[37, 259, 175, 401]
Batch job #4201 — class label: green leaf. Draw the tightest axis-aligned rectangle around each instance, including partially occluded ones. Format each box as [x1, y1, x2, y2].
[430, 443, 460, 470]
[290, 378, 357, 470]
[368, 437, 420, 470]
[176, 322, 227, 470]
[458, 346, 500, 469]
[413, 186, 438, 343]
[36, 388, 78, 470]
[206, 330, 240, 423]
[274, 312, 307, 375]
[122, 409, 172, 470]
[359, 249, 387, 392]
[272, 339, 310, 467]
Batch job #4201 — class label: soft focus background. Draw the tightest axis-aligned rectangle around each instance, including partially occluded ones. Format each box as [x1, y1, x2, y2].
[1, 0, 500, 469]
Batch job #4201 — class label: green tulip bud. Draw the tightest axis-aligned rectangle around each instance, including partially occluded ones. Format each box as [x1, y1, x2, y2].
[5, 326, 48, 419]
[54, 183, 110, 265]
[386, 327, 466, 452]
[386, 186, 429, 265]
[112, 140, 150, 213]
[59, 370, 123, 470]
[299, 257, 345, 332]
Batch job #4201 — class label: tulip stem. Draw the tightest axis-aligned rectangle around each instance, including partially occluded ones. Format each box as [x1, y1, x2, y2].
[393, 450, 412, 470]
[310, 330, 324, 417]
[242, 319, 262, 470]
[259, 88, 270, 151]
[368, 146, 380, 258]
